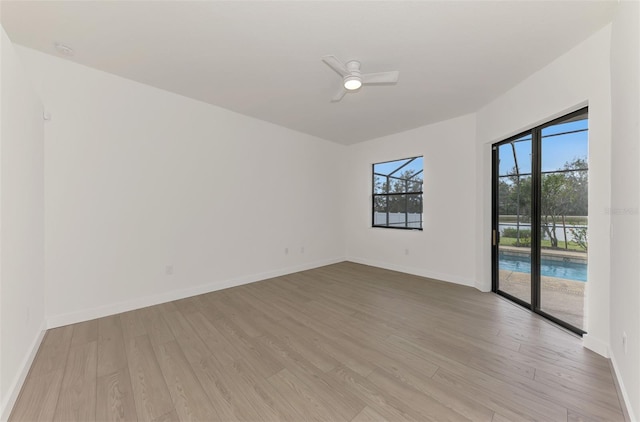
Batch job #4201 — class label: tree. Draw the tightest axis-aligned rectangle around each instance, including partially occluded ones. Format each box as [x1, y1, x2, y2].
[562, 158, 588, 216]
[541, 173, 570, 248]
[392, 170, 422, 214]
[541, 158, 588, 248]
[498, 175, 531, 246]
[373, 174, 388, 213]
[373, 170, 423, 226]
[499, 157, 587, 249]
[569, 226, 588, 251]
[377, 170, 420, 213]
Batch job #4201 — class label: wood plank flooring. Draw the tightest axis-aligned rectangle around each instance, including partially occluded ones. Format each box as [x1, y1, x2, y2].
[10, 262, 626, 421]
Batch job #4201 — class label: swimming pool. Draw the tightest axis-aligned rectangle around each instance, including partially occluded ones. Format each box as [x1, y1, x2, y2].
[499, 253, 587, 282]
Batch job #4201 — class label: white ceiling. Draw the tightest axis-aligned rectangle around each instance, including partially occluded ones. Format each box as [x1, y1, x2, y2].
[1, 1, 618, 145]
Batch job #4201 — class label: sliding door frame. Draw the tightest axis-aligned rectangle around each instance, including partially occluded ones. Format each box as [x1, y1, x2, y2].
[492, 107, 588, 336]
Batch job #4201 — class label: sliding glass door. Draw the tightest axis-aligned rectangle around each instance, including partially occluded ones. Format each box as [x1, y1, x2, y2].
[492, 108, 588, 334]
[495, 135, 533, 305]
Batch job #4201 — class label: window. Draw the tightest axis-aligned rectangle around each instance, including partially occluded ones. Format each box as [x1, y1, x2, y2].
[372, 156, 423, 229]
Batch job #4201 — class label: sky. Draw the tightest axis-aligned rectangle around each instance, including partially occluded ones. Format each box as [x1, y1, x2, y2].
[374, 156, 424, 178]
[498, 118, 588, 176]
[372, 117, 587, 182]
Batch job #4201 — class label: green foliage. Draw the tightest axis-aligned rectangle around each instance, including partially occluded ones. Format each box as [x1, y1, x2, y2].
[498, 176, 532, 218]
[540, 159, 587, 247]
[517, 237, 531, 247]
[502, 228, 531, 247]
[373, 169, 423, 214]
[502, 228, 531, 238]
[499, 157, 587, 249]
[500, 237, 585, 252]
[569, 226, 588, 251]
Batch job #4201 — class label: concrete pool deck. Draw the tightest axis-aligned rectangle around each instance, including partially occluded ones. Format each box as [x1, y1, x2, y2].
[500, 245, 588, 263]
[499, 269, 585, 330]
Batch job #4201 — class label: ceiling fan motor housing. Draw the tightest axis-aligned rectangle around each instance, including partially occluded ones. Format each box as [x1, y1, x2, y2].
[344, 60, 362, 90]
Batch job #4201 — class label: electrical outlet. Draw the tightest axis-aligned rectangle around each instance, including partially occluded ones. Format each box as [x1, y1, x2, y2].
[165, 265, 174, 275]
[300, 246, 305, 254]
[405, 248, 409, 255]
[285, 248, 289, 255]
[622, 332, 628, 354]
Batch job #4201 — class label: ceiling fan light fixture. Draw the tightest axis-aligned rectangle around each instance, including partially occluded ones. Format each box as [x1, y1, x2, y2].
[322, 55, 398, 102]
[343, 76, 362, 91]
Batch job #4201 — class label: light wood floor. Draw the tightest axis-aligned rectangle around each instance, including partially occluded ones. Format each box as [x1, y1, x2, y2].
[10, 262, 626, 421]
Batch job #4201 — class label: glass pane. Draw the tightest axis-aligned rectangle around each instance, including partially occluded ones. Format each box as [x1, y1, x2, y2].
[498, 178, 532, 303]
[373, 158, 411, 176]
[498, 135, 532, 177]
[372, 156, 423, 229]
[387, 175, 422, 194]
[497, 139, 532, 304]
[374, 157, 423, 178]
[373, 194, 422, 228]
[541, 115, 588, 173]
[373, 195, 388, 226]
[373, 174, 388, 194]
[404, 194, 422, 228]
[539, 113, 588, 330]
[389, 194, 422, 228]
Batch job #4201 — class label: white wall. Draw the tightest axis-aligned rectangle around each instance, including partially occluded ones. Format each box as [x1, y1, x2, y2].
[609, 1, 640, 419]
[475, 27, 613, 357]
[345, 114, 477, 286]
[0, 27, 46, 420]
[16, 46, 346, 327]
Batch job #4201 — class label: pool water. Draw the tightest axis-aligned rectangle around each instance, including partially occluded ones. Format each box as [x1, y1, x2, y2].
[499, 253, 587, 282]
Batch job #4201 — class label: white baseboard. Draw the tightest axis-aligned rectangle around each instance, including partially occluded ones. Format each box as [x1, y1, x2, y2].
[610, 353, 637, 422]
[46, 257, 345, 328]
[0, 322, 46, 422]
[583, 333, 610, 358]
[346, 256, 476, 288]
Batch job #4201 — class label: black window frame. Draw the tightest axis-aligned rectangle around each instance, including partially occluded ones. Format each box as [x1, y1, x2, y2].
[372, 156, 424, 230]
[491, 106, 589, 336]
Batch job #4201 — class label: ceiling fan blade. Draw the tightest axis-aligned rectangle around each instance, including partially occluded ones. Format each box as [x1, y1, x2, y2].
[331, 88, 347, 102]
[322, 55, 350, 77]
[362, 71, 399, 85]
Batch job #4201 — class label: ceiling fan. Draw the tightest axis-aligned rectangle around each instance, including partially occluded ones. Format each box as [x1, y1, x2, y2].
[322, 55, 399, 102]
